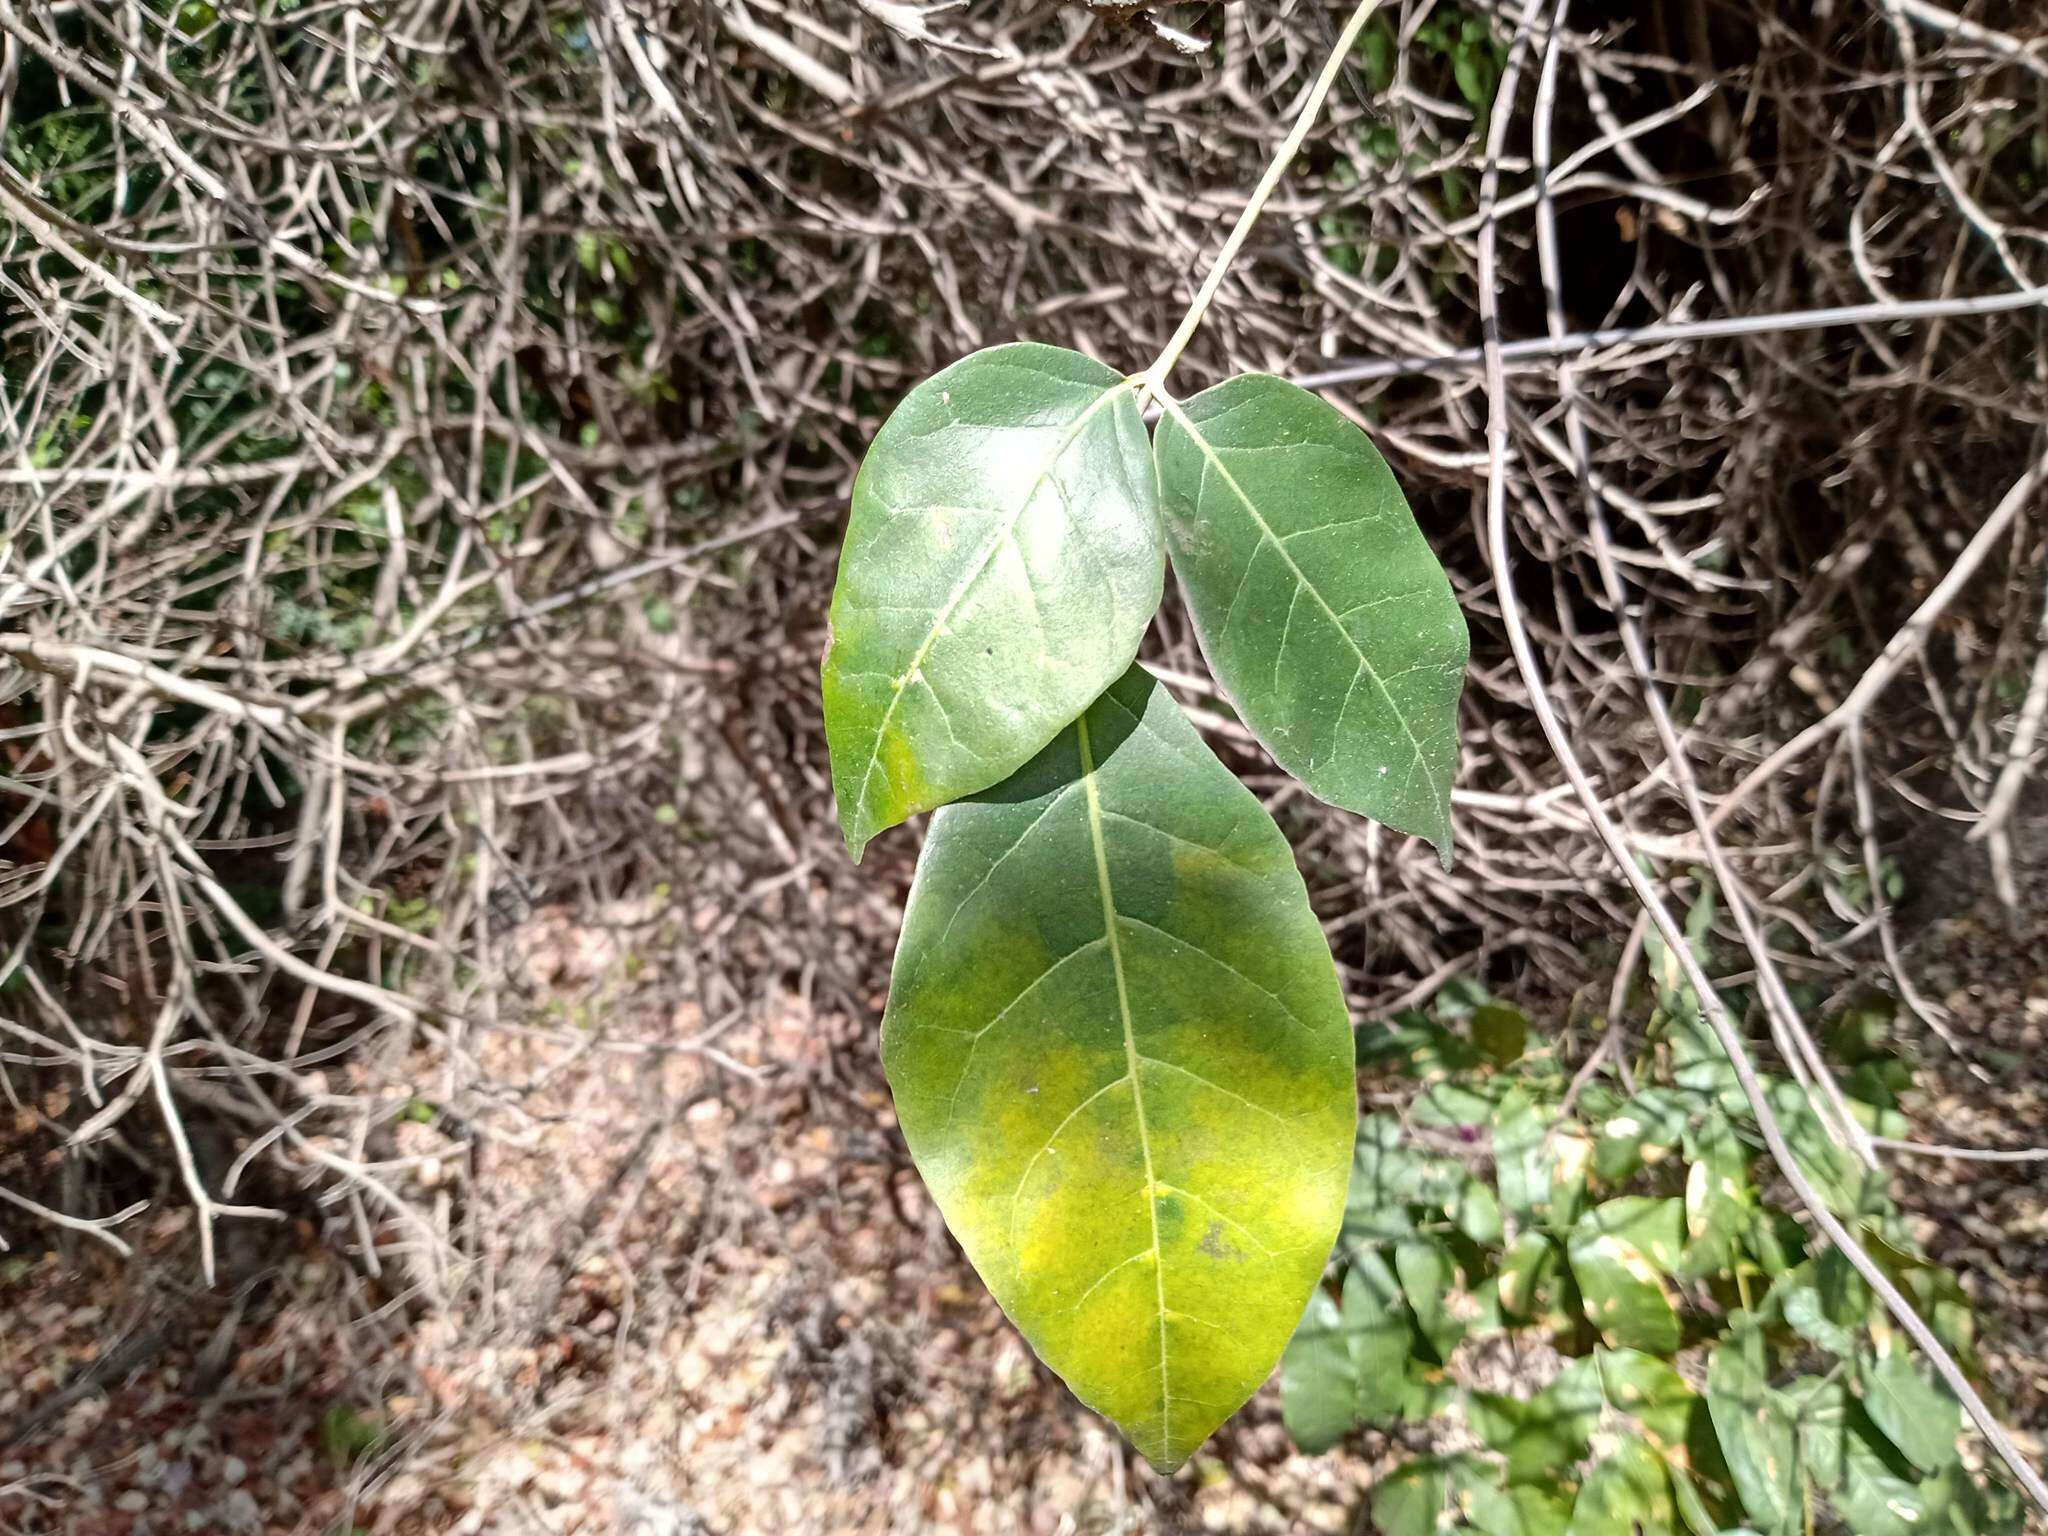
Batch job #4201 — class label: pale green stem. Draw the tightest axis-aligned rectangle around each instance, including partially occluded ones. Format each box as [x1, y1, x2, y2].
[1140, 0, 1384, 399]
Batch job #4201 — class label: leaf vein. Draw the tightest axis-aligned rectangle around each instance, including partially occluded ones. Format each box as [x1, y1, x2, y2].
[1076, 710, 1172, 1458]
[1099, 807, 1262, 873]
[1137, 1054, 1294, 1127]
[1115, 913, 1315, 1034]
[1051, 1243, 1157, 1318]
[934, 935, 1109, 1127]
[1008, 1071, 1135, 1253]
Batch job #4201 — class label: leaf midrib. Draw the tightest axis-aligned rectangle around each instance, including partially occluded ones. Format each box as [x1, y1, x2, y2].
[1159, 393, 1445, 830]
[847, 379, 1128, 837]
[1075, 708, 1171, 1461]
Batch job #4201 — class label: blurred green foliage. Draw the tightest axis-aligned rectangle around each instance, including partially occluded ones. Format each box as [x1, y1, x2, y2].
[1281, 888, 2024, 1536]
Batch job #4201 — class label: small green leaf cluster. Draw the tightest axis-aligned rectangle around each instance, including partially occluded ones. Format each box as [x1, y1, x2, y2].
[822, 342, 1470, 1468]
[1319, 5, 1504, 274]
[1281, 967, 2024, 1536]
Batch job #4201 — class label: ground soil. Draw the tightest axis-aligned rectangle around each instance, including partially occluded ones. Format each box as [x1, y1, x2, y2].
[4, 890, 2042, 1536]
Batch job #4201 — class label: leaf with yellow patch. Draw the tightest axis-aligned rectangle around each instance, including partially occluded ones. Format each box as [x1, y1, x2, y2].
[1567, 1198, 1685, 1354]
[882, 667, 1355, 1470]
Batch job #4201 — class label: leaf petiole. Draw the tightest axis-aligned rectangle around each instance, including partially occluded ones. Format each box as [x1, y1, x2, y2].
[1141, 0, 1386, 397]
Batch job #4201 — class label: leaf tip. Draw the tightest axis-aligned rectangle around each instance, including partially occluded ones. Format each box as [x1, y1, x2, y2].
[1136, 1441, 1191, 1477]
[840, 816, 873, 864]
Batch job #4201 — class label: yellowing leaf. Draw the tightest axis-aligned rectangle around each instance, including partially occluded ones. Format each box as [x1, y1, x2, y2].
[881, 667, 1355, 1469]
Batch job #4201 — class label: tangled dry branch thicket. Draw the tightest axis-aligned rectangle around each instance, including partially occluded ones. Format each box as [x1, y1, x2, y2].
[1, 0, 2046, 1521]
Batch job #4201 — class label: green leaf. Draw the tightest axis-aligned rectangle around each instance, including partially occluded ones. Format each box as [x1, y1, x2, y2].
[1669, 1017, 1745, 1117]
[1595, 1348, 1699, 1455]
[1706, 1320, 1798, 1534]
[1280, 1287, 1355, 1453]
[1858, 1342, 1960, 1474]
[823, 344, 1161, 858]
[1777, 1374, 1849, 1493]
[1679, 1114, 1752, 1280]
[1667, 1465, 1737, 1536]
[1471, 1001, 1529, 1065]
[1431, 975, 1493, 1018]
[1749, 1207, 1807, 1278]
[1582, 1196, 1686, 1268]
[1414, 1075, 1509, 1127]
[1853, 1224, 1981, 1374]
[1577, 1346, 1740, 1532]
[1275, 1251, 1423, 1451]
[1567, 1434, 1677, 1536]
[1568, 1198, 1685, 1353]
[1784, 1288, 1855, 1358]
[1372, 1457, 1449, 1536]
[1493, 1089, 1591, 1226]
[1152, 375, 1468, 857]
[1470, 1381, 1595, 1483]
[1832, 1414, 1929, 1536]
[1815, 1246, 1873, 1327]
[1767, 1080, 1875, 1215]
[1414, 1457, 1567, 1536]
[1401, 1359, 1463, 1421]
[1450, 1175, 1504, 1246]
[1344, 1252, 1416, 1424]
[1898, 1253, 1982, 1375]
[1773, 1264, 1858, 1358]
[1396, 1235, 1465, 1361]
[1497, 1231, 1562, 1321]
[879, 667, 1355, 1471]
[1468, 1483, 1573, 1536]
[1913, 1461, 2029, 1536]
[1344, 1113, 1466, 1247]
[1592, 1087, 1690, 1182]
[1361, 1016, 1487, 1077]
[1278, 1251, 1417, 1448]
[1374, 1456, 1493, 1536]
